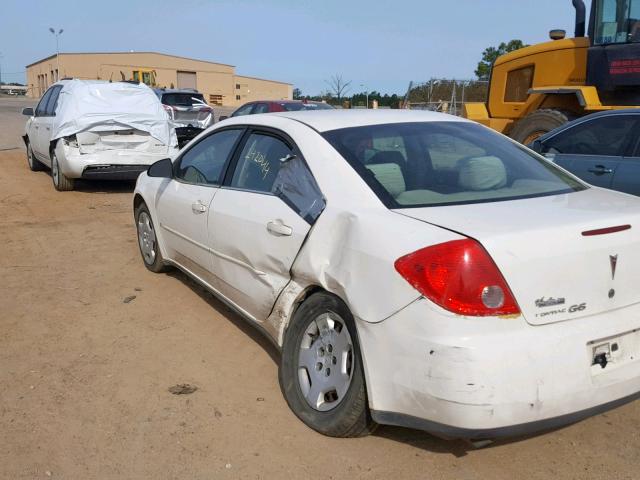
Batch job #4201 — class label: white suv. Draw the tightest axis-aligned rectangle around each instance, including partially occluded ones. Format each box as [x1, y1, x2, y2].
[23, 79, 178, 191]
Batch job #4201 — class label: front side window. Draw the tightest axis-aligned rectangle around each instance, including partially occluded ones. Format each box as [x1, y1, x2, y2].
[44, 85, 63, 116]
[175, 129, 243, 185]
[323, 122, 586, 208]
[594, 0, 640, 44]
[542, 115, 638, 156]
[231, 133, 292, 193]
[35, 88, 53, 117]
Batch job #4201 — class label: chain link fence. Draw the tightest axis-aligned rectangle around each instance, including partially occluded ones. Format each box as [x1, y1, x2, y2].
[403, 79, 489, 116]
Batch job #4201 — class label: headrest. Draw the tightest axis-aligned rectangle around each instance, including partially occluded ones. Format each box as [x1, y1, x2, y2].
[367, 150, 405, 166]
[365, 163, 406, 197]
[458, 156, 507, 191]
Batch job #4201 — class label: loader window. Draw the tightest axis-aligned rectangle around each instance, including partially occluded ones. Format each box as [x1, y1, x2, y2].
[594, 0, 640, 44]
[504, 66, 534, 103]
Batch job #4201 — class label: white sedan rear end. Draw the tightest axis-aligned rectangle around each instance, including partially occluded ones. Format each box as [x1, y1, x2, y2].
[133, 110, 640, 440]
[23, 79, 178, 191]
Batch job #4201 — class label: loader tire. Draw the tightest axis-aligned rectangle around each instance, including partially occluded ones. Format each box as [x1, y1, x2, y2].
[510, 109, 571, 145]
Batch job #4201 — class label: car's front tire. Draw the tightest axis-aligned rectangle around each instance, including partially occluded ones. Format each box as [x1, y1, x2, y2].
[279, 292, 375, 437]
[51, 151, 75, 191]
[135, 202, 168, 273]
[26, 140, 45, 171]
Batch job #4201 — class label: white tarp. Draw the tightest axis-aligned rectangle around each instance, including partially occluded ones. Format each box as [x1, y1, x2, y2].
[52, 80, 177, 147]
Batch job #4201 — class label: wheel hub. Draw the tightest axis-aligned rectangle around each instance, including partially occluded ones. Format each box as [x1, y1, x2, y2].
[137, 212, 157, 264]
[297, 313, 353, 411]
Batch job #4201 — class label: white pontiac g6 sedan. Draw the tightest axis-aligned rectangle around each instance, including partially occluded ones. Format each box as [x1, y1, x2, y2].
[133, 110, 640, 440]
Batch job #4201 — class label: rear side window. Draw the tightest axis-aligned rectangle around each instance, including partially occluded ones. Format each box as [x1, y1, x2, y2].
[542, 115, 639, 156]
[176, 129, 242, 185]
[231, 133, 291, 192]
[230, 131, 325, 222]
[253, 103, 270, 114]
[504, 66, 534, 102]
[323, 122, 585, 208]
[232, 104, 254, 117]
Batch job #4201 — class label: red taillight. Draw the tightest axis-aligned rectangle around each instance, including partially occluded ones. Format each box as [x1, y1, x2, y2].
[394, 239, 520, 317]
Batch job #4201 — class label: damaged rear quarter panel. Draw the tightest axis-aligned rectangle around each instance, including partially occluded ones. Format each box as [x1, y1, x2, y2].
[272, 125, 464, 325]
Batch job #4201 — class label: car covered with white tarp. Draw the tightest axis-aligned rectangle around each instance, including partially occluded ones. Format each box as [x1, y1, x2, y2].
[23, 79, 178, 191]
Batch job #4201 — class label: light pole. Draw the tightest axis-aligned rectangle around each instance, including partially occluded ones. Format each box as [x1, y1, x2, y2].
[0, 52, 3, 87]
[49, 27, 63, 81]
[360, 83, 368, 109]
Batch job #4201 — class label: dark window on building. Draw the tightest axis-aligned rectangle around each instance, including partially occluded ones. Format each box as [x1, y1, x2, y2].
[236, 95, 241, 101]
[504, 66, 534, 103]
[236, 83, 241, 90]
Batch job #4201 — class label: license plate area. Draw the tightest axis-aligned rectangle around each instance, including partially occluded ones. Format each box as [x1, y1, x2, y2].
[588, 328, 640, 377]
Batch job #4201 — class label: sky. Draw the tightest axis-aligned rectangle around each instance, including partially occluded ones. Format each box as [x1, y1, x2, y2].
[0, 0, 581, 95]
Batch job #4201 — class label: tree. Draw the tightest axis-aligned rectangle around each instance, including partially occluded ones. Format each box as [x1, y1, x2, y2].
[325, 74, 351, 102]
[475, 40, 528, 80]
[292, 87, 302, 100]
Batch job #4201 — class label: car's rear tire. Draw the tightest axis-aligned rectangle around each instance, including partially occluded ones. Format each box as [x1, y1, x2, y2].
[510, 109, 571, 144]
[51, 151, 75, 191]
[279, 292, 375, 437]
[135, 202, 168, 273]
[26, 141, 45, 171]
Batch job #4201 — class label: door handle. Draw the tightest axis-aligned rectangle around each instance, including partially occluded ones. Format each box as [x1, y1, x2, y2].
[191, 201, 207, 214]
[267, 220, 292, 236]
[588, 165, 614, 174]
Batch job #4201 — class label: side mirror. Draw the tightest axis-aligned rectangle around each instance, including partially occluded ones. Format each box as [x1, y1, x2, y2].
[22, 107, 34, 116]
[147, 158, 173, 178]
[218, 115, 228, 121]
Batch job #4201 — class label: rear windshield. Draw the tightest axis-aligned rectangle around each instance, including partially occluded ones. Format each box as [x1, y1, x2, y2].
[323, 122, 586, 208]
[280, 102, 334, 111]
[162, 93, 205, 106]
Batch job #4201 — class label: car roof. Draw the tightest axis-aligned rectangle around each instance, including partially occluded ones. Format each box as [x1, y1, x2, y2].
[537, 109, 640, 142]
[264, 109, 469, 133]
[154, 88, 201, 94]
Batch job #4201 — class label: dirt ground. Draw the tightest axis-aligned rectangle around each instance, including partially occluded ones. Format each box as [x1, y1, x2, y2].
[2, 106, 640, 479]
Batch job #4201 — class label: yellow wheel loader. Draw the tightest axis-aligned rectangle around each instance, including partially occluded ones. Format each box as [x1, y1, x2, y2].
[464, 0, 640, 143]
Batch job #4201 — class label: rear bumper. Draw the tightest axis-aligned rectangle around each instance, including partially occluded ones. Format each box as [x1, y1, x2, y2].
[372, 390, 640, 439]
[357, 298, 640, 439]
[81, 164, 149, 180]
[56, 142, 177, 178]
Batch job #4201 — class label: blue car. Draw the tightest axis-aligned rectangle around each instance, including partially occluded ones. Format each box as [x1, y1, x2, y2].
[530, 110, 640, 197]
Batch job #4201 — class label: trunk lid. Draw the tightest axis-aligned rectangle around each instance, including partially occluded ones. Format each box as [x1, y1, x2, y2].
[76, 129, 168, 154]
[397, 188, 640, 325]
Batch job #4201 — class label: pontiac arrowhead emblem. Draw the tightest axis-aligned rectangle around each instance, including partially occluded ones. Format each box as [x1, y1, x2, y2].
[610, 255, 618, 280]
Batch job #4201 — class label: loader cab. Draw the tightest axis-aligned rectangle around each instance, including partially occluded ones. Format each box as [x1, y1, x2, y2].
[587, 0, 640, 104]
[132, 69, 157, 87]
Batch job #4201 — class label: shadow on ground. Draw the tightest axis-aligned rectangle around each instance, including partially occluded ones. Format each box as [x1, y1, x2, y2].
[161, 261, 571, 458]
